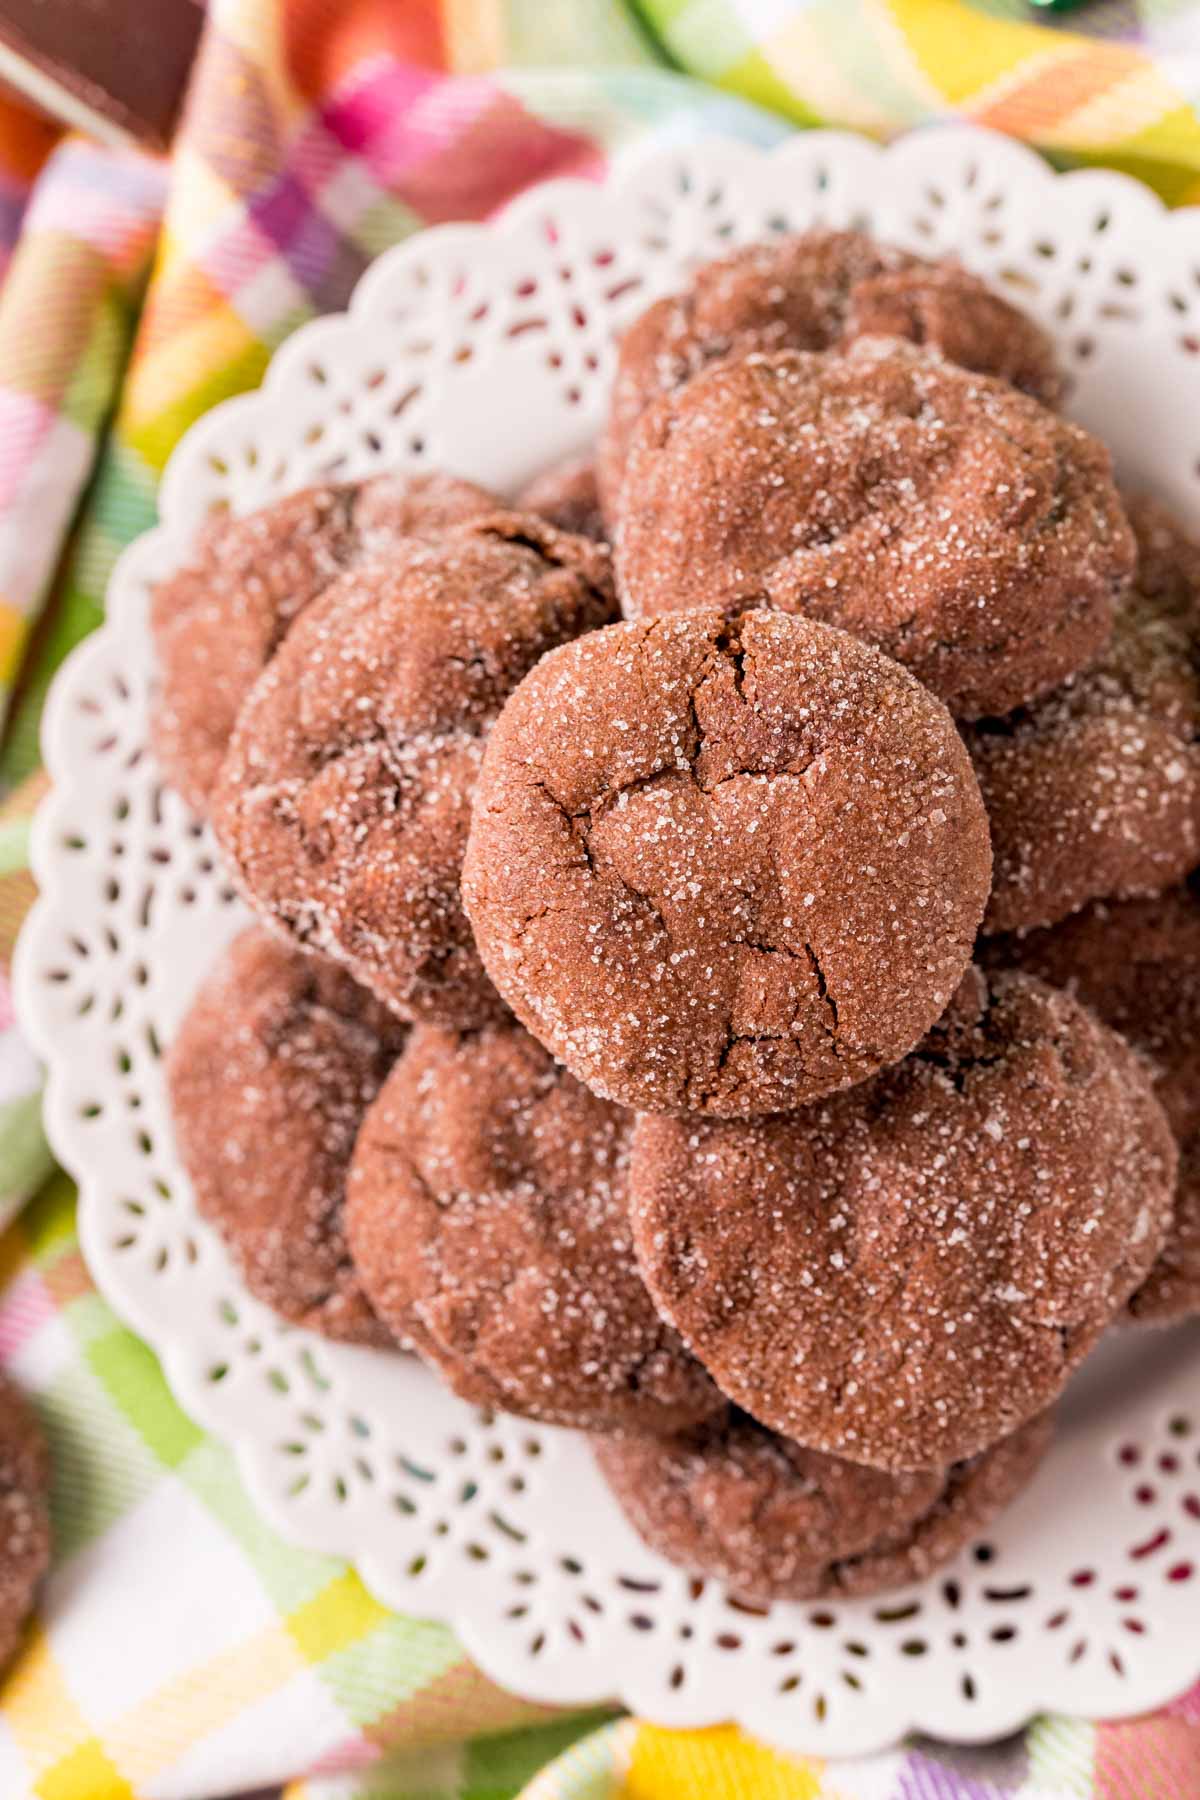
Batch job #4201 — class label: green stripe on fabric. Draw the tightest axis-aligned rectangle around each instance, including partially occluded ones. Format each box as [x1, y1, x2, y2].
[86, 1323, 204, 1469]
[463, 1713, 615, 1800]
[124, 336, 274, 477]
[0, 1087, 51, 1202]
[40, 1358, 162, 1559]
[722, 49, 823, 125]
[0, 815, 30, 874]
[305, 1614, 463, 1728]
[20, 1170, 80, 1262]
[656, 0, 755, 77]
[1027, 1713, 1096, 1794]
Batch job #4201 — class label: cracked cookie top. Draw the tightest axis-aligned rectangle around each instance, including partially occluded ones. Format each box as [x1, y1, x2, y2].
[629, 969, 1176, 1471]
[518, 455, 606, 543]
[210, 512, 616, 1028]
[167, 927, 407, 1346]
[151, 469, 500, 814]
[345, 1018, 721, 1431]
[593, 1406, 1052, 1604]
[985, 881, 1200, 1325]
[616, 338, 1132, 720]
[598, 229, 1061, 521]
[461, 608, 991, 1118]
[967, 496, 1200, 934]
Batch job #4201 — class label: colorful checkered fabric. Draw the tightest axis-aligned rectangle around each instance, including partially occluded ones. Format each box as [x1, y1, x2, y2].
[0, 2, 1198, 1796]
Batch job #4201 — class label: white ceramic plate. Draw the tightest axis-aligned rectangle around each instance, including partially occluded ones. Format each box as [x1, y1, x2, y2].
[16, 126, 1200, 1757]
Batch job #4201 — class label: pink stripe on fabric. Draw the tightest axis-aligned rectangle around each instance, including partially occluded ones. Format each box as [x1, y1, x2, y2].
[23, 143, 165, 266]
[0, 1268, 55, 1358]
[330, 70, 501, 187]
[319, 58, 443, 172]
[1166, 1677, 1200, 1722]
[0, 392, 57, 512]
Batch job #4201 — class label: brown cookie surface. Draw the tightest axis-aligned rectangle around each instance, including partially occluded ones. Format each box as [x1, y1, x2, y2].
[599, 230, 1059, 518]
[518, 456, 606, 542]
[630, 970, 1176, 1470]
[985, 882, 1200, 1323]
[0, 1375, 50, 1673]
[151, 470, 499, 813]
[463, 608, 991, 1118]
[346, 1020, 721, 1431]
[617, 340, 1132, 720]
[211, 513, 615, 1027]
[595, 1408, 1052, 1604]
[167, 927, 406, 1345]
[969, 497, 1200, 934]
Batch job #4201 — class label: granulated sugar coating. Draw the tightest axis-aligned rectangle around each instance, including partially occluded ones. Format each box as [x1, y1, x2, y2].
[462, 608, 991, 1118]
[617, 339, 1132, 720]
[211, 512, 616, 1027]
[985, 882, 1200, 1325]
[345, 1020, 721, 1431]
[593, 1407, 1052, 1604]
[969, 496, 1200, 934]
[167, 928, 406, 1346]
[151, 469, 498, 813]
[0, 1376, 49, 1674]
[598, 229, 1061, 520]
[630, 969, 1176, 1471]
[518, 455, 606, 543]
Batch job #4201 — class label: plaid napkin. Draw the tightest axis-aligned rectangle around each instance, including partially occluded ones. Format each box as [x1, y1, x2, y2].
[1, 2, 1200, 1796]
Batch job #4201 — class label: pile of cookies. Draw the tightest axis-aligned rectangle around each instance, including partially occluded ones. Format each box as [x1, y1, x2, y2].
[155, 228, 1199, 1606]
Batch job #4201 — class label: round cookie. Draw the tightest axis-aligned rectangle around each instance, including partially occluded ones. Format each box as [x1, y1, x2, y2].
[968, 496, 1200, 934]
[595, 1408, 1052, 1604]
[151, 469, 498, 813]
[0, 1375, 51, 1673]
[518, 456, 606, 543]
[167, 927, 406, 1345]
[630, 968, 1176, 1471]
[616, 339, 1132, 720]
[212, 512, 615, 1027]
[462, 608, 991, 1118]
[984, 882, 1200, 1323]
[599, 230, 1060, 518]
[345, 1020, 721, 1431]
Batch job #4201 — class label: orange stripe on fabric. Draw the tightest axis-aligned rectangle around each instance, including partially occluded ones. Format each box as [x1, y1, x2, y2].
[972, 46, 1145, 139]
[443, 0, 507, 73]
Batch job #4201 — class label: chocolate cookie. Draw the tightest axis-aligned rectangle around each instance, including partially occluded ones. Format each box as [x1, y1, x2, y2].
[462, 608, 991, 1117]
[518, 456, 606, 542]
[630, 969, 1176, 1470]
[211, 513, 615, 1027]
[595, 1408, 1052, 1604]
[969, 497, 1200, 934]
[0, 1375, 51, 1673]
[617, 339, 1132, 720]
[151, 469, 498, 813]
[167, 927, 406, 1345]
[599, 230, 1060, 518]
[985, 882, 1200, 1324]
[345, 1020, 721, 1431]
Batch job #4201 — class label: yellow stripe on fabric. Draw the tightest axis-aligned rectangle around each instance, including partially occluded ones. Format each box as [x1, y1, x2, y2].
[102, 1623, 307, 1787]
[0, 598, 29, 685]
[121, 302, 261, 439]
[286, 1570, 390, 1663]
[37, 1739, 133, 1800]
[886, 0, 1103, 108]
[444, 0, 507, 72]
[3, 1624, 94, 1779]
[624, 1724, 823, 1799]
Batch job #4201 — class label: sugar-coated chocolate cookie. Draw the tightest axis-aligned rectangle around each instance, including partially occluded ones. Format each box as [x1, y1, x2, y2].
[346, 1020, 721, 1431]
[151, 470, 499, 813]
[168, 929, 406, 1344]
[985, 882, 1200, 1324]
[0, 1375, 50, 1673]
[462, 608, 991, 1117]
[594, 1407, 1052, 1604]
[212, 513, 615, 1027]
[969, 497, 1200, 934]
[630, 969, 1175, 1470]
[617, 339, 1132, 720]
[599, 230, 1060, 518]
[518, 456, 606, 542]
